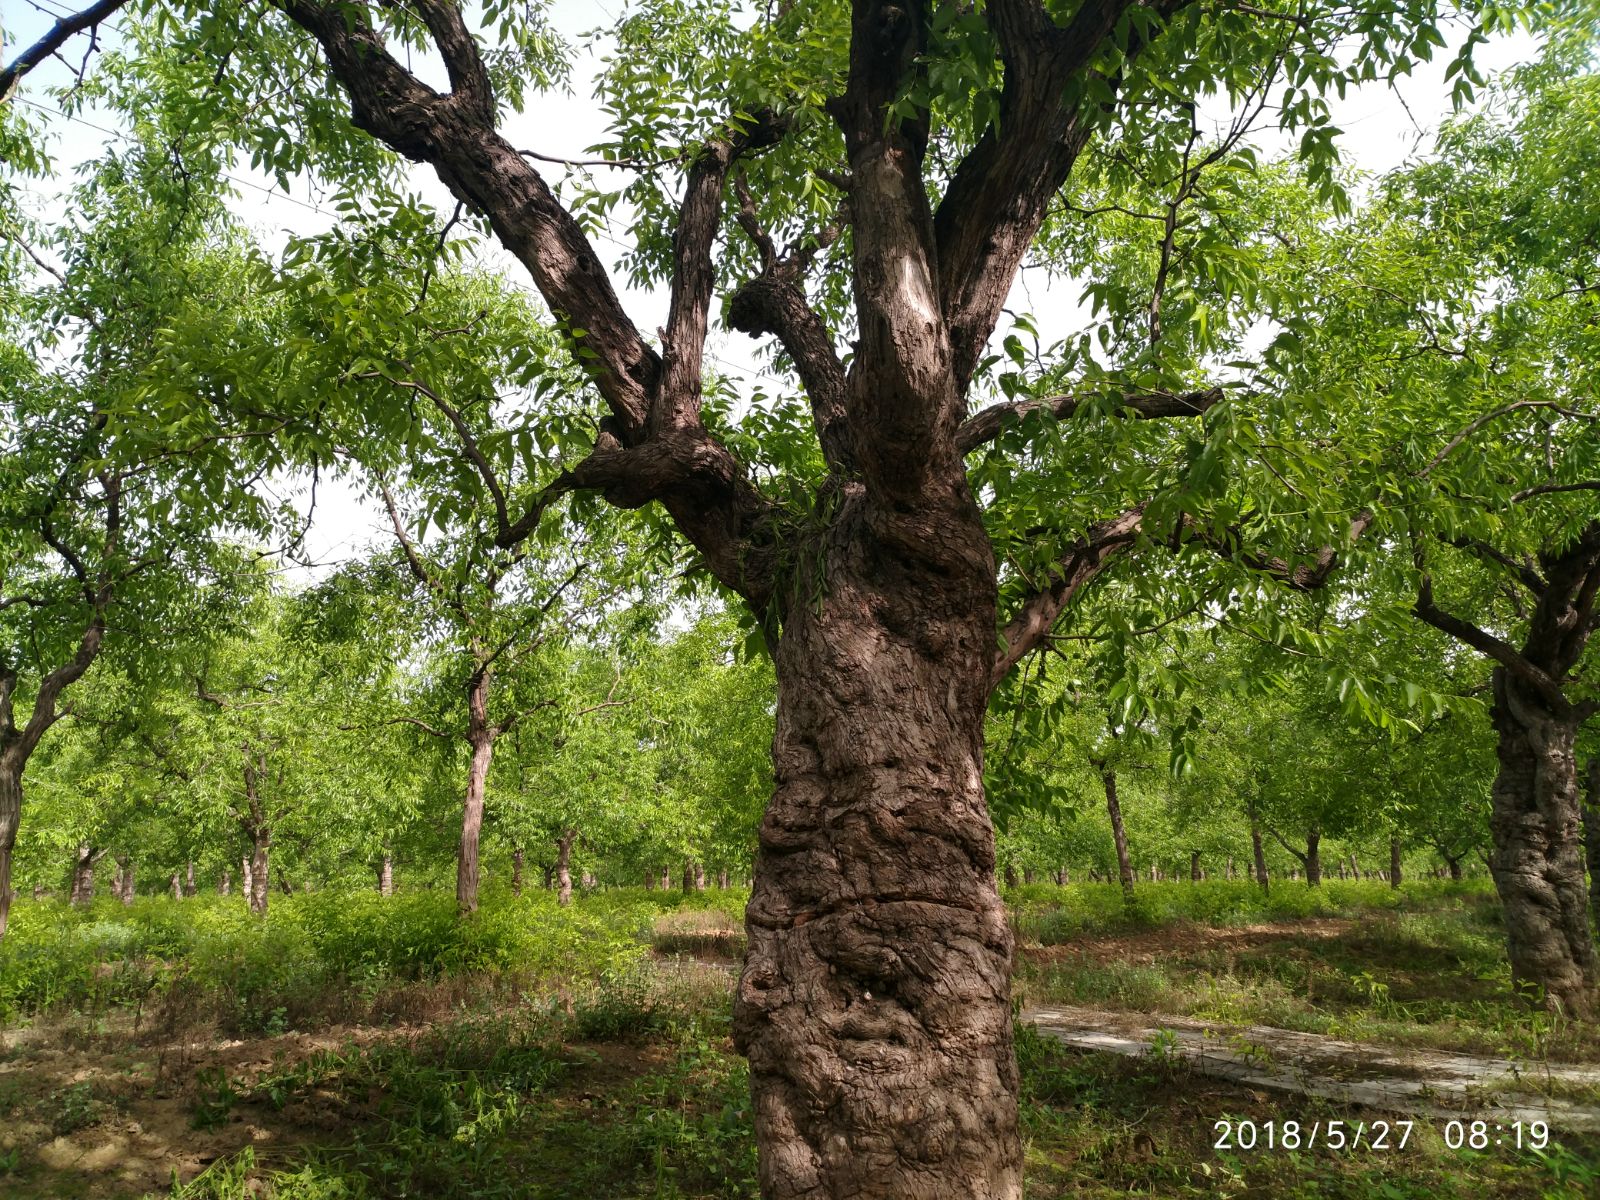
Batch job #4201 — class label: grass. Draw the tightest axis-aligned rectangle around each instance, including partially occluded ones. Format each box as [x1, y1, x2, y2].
[2, 878, 1598, 1197]
[1012, 882, 1600, 1063]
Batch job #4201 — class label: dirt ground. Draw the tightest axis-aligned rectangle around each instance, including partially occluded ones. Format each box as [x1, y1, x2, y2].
[1020, 916, 1359, 964]
[0, 1018, 397, 1198]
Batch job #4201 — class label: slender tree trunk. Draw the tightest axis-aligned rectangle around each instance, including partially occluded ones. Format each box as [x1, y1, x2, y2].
[1101, 769, 1134, 900]
[511, 847, 524, 896]
[1447, 855, 1464, 881]
[276, 867, 293, 896]
[644, 869, 655, 891]
[1486, 676, 1596, 1015]
[1225, 855, 1235, 881]
[1189, 851, 1201, 882]
[1337, 858, 1347, 880]
[247, 830, 271, 916]
[660, 865, 672, 891]
[241, 855, 254, 904]
[1002, 864, 1017, 888]
[379, 852, 394, 896]
[718, 868, 730, 889]
[170, 872, 182, 901]
[733, 524, 1019, 1200]
[556, 831, 575, 907]
[184, 861, 197, 897]
[458, 668, 496, 915]
[1250, 816, 1270, 892]
[219, 867, 231, 896]
[682, 858, 695, 894]
[0, 757, 22, 938]
[1349, 854, 1361, 880]
[1390, 837, 1403, 889]
[1305, 829, 1322, 887]
[70, 844, 99, 905]
[694, 862, 707, 891]
[116, 854, 135, 904]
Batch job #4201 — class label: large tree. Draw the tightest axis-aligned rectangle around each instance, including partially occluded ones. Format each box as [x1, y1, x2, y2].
[1247, 58, 1600, 1012]
[5, 0, 1535, 1192]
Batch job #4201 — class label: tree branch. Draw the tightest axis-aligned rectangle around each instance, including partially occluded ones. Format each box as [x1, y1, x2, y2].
[957, 387, 1222, 455]
[0, 0, 129, 102]
[1414, 570, 1566, 712]
[727, 182, 852, 471]
[991, 505, 1147, 691]
[277, 0, 779, 606]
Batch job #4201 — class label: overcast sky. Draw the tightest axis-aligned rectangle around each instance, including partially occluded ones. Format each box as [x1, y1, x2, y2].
[5, 0, 1543, 581]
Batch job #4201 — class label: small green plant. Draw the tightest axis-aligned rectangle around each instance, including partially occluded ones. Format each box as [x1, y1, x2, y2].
[190, 1066, 240, 1132]
[1147, 1027, 1182, 1065]
[49, 1082, 101, 1137]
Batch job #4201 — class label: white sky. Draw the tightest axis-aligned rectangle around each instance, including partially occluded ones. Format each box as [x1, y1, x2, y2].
[3, 0, 1542, 581]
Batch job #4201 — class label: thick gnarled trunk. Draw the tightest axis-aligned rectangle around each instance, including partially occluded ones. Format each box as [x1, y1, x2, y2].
[1487, 677, 1596, 1015]
[1583, 757, 1600, 933]
[734, 499, 1019, 1200]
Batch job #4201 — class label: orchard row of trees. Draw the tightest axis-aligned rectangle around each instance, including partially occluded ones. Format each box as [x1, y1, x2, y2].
[4, 0, 1600, 1195]
[11, 565, 1506, 913]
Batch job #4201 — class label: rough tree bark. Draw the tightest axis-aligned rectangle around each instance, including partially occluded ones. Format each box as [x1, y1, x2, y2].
[184, 861, 197, 898]
[1584, 758, 1600, 932]
[457, 665, 495, 915]
[511, 847, 524, 896]
[1412, 524, 1600, 1014]
[555, 830, 575, 907]
[379, 852, 394, 896]
[69, 844, 103, 905]
[1390, 837, 1403, 889]
[114, 854, 135, 904]
[267, 0, 1221, 1189]
[1190, 851, 1201, 882]
[1485, 675, 1594, 1012]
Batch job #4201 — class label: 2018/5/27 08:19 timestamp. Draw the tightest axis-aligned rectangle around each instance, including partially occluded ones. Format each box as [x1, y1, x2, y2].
[1212, 1118, 1552, 1152]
